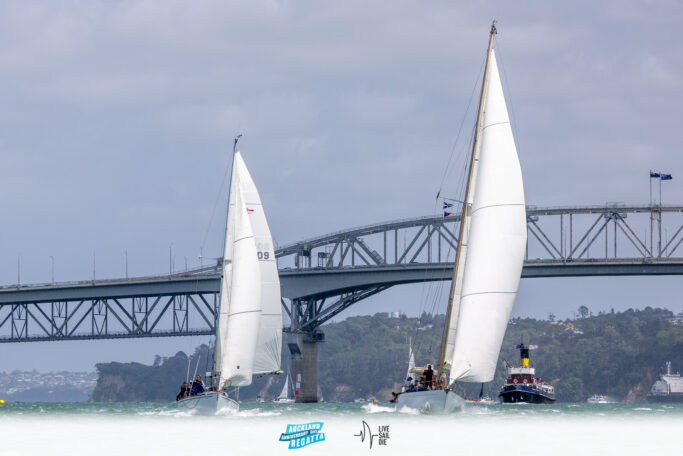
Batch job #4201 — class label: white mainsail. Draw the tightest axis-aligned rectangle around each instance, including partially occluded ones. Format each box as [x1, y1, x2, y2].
[231, 152, 283, 375]
[449, 48, 527, 383]
[214, 146, 283, 389]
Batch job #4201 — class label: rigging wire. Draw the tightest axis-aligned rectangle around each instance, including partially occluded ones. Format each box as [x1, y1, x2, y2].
[410, 52, 487, 362]
[200, 156, 232, 254]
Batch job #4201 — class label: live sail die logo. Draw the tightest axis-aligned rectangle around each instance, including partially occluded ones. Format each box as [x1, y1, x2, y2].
[354, 420, 390, 449]
[279, 422, 326, 449]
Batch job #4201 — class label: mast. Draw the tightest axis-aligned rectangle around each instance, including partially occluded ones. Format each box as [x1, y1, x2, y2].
[437, 23, 497, 381]
[212, 134, 242, 386]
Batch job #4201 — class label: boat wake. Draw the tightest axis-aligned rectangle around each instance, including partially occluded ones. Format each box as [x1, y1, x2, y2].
[362, 403, 396, 414]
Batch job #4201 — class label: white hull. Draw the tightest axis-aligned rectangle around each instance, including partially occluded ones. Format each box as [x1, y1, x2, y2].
[177, 391, 239, 414]
[272, 398, 295, 404]
[395, 390, 465, 413]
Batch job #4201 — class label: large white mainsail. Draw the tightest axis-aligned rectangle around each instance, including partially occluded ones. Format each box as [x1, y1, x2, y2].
[449, 47, 527, 383]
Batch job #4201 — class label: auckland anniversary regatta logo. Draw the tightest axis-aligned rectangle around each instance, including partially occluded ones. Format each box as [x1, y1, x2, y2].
[279, 422, 326, 449]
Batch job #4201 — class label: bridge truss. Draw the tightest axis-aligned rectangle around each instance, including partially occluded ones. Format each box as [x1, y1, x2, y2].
[278, 204, 683, 332]
[0, 204, 681, 342]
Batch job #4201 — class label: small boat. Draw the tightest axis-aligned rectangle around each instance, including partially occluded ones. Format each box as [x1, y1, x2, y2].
[354, 398, 366, 403]
[587, 394, 612, 404]
[177, 136, 283, 413]
[498, 343, 556, 404]
[394, 22, 527, 414]
[478, 395, 495, 405]
[273, 373, 295, 404]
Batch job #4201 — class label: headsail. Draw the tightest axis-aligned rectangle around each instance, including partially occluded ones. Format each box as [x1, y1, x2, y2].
[217, 181, 262, 388]
[278, 375, 290, 400]
[231, 152, 283, 375]
[449, 47, 527, 383]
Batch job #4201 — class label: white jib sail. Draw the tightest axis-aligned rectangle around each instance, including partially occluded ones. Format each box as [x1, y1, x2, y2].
[449, 48, 527, 383]
[218, 177, 263, 388]
[278, 375, 290, 400]
[403, 340, 416, 392]
[232, 151, 283, 375]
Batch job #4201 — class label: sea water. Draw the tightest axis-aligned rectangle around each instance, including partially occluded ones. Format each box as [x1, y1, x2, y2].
[0, 401, 681, 455]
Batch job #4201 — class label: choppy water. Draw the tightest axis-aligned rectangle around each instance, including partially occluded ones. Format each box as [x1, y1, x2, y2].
[1, 401, 681, 455]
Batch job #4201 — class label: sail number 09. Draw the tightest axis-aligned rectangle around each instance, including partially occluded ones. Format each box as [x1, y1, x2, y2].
[257, 251, 270, 260]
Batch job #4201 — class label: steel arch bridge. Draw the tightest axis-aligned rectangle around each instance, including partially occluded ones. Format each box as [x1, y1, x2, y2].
[277, 203, 683, 332]
[0, 203, 681, 343]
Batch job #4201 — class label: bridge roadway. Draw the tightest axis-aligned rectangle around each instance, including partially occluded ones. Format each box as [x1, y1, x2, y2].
[1, 204, 681, 343]
[1, 257, 682, 306]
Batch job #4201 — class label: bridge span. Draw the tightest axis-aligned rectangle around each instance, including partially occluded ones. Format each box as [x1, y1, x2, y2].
[0, 204, 681, 344]
[2, 203, 681, 402]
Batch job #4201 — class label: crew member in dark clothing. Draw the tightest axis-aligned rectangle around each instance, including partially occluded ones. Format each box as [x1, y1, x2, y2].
[425, 365, 434, 390]
[176, 382, 188, 401]
[192, 375, 205, 395]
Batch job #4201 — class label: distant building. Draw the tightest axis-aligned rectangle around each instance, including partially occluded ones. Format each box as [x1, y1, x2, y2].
[387, 311, 401, 319]
[669, 312, 683, 326]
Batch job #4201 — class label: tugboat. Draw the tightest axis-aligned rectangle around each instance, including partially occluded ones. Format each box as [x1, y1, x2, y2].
[498, 343, 556, 404]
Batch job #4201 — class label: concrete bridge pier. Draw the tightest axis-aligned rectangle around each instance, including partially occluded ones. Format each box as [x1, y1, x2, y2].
[287, 297, 324, 403]
[290, 330, 324, 403]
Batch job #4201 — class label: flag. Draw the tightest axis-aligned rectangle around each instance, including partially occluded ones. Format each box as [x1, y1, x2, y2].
[650, 171, 660, 178]
[661, 173, 673, 180]
[443, 201, 453, 209]
[443, 211, 452, 217]
[529, 344, 538, 349]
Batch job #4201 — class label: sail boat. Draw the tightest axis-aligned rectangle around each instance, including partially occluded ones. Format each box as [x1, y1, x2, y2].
[177, 136, 283, 413]
[395, 23, 527, 413]
[273, 371, 295, 403]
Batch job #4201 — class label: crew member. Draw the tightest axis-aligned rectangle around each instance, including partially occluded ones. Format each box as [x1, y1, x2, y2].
[425, 365, 434, 390]
[192, 374, 205, 395]
[176, 382, 188, 401]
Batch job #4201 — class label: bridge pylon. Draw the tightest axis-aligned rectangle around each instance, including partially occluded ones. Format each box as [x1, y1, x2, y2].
[286, 298, 325, 403]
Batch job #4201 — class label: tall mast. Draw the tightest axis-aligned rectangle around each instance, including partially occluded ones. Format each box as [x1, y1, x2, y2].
[437, 23, 497, 381]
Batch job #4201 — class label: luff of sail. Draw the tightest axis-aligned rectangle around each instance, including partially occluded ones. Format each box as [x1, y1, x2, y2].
[231, 152, 283, 375]
[449, 48, 527, 383]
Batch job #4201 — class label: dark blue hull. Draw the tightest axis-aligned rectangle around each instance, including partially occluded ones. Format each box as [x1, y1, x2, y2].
[499, 385, 556, 404]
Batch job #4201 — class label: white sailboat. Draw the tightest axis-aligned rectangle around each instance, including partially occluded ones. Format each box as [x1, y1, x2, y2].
[396, 23, 527, 413]
[273, 372, 295, 403]
[177, 136, 283, 413]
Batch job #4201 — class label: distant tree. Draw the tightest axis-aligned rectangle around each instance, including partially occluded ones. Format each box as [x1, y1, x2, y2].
[578, 305, 589, 319]
[548, 313, 556, 322]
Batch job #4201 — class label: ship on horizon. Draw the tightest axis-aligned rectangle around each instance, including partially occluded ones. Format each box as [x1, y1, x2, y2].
[646, 361, 683, 403]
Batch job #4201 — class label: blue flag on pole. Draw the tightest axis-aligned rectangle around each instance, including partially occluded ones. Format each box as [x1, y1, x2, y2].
[443, 202, 454, 209]
[650, 171, 661, 178]
[661, 173, 673, 180]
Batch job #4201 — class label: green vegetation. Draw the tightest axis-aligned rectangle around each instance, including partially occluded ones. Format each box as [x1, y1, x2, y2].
[91, 307, 683, 403]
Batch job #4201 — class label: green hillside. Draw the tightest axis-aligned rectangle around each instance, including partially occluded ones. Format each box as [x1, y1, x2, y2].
[91, 307, 683, 402]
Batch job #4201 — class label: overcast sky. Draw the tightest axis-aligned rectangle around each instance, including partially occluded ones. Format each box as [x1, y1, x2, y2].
[1, 1, 682, 371]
